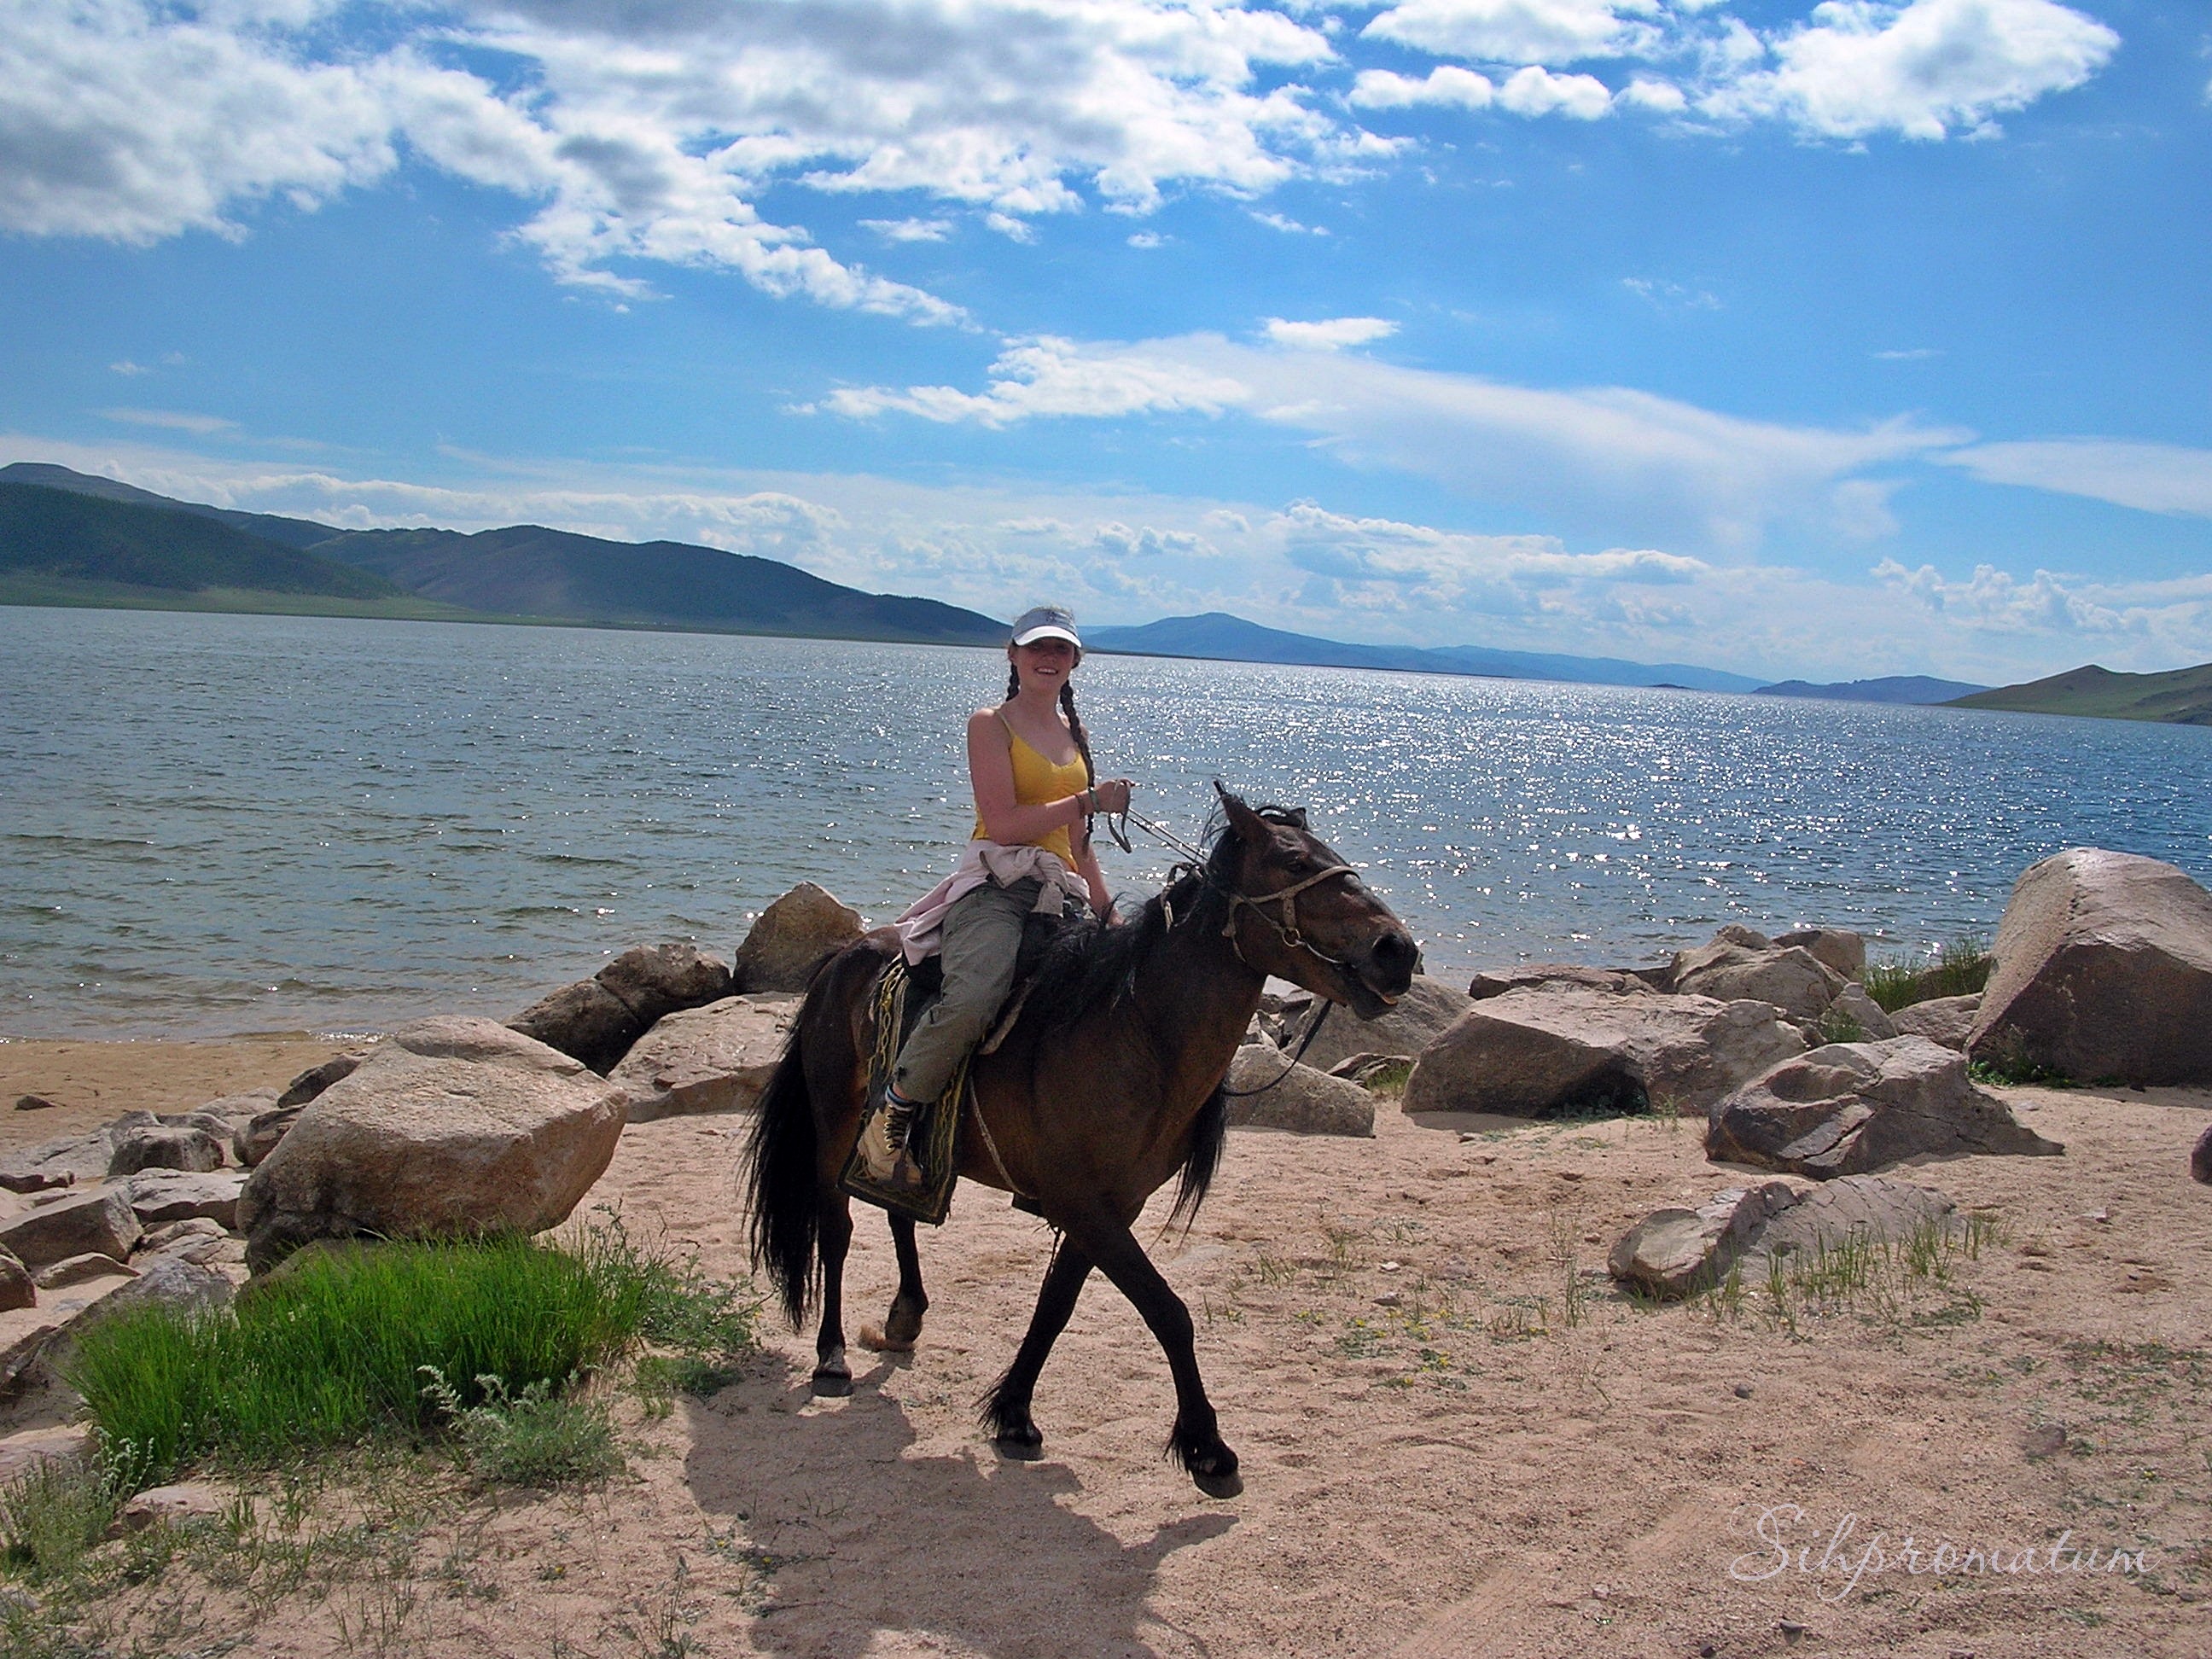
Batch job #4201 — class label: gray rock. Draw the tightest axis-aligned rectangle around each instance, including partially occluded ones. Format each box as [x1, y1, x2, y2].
[0, 1248, 32, 1311]
[116, 1483, 227, 1534]
[108, 1125, 226, 1179]
[731, 883, 865, 993]
[14, 1095, 61, 1113]
[1280, 975, 1468, 1073]
[508, 978, 645, 1075]
[0, 1187, 142, 1269]
[234, 1104, 304, 1169]
[33, 1253, 139, 1291]
[1222, 1049, 1376, 1137]
[1608, 1182, 1800, 1298]
[0, 1131, 108, 1193]
[128, 1168, 247, 1229]
[1707, 1037, 2064, 1179]
[1466, 964, 1654, 1001]
[237, 1016, 625, 1274]
[2192, 1121, 2211, 1185]
[1826, 983, 1896, 1042]
[194, 1086, 282, 1121]
[276, 1053, 364, 1109]
[597, 941, 733, 1026]
[137, 1218, 230, 1260]
[1752, 1173, 1958, 1258]
[1891, 992, 1980, 1051]
[1674, 936, 1847, 1023]
[96, 1255, 234, 1321]
[1405, 985, 1805, 1118]
[609, 994, 797, 1122]
[1970, 848, 2212, 1086]
[1773, 928, 1868, 982]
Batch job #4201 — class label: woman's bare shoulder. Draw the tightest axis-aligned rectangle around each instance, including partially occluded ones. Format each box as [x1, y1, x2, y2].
[967, 706, 1010, 737]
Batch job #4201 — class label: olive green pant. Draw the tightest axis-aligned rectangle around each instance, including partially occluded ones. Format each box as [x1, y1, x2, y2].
[891, 876, 1053, 1103]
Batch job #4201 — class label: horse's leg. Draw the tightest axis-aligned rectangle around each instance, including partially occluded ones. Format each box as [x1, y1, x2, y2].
[981, 1236, 1094, 1458]
[812, 1189, 855, 1397]
[863, 1214, 929, 1353]
[1074, 1218, 1242, 1499]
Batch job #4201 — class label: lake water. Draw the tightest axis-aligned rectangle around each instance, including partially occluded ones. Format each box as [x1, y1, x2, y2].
[4, 606, 2209, 1039]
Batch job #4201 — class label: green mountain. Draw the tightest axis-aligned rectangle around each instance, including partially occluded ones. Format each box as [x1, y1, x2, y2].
[1948, 662, 2212, 725]
[0, 481, 399, 600]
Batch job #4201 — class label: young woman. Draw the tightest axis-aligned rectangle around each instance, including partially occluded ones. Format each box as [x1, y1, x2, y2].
[860, 606, 1134, 1187]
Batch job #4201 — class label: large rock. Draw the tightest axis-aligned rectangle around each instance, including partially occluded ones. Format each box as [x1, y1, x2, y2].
[1827, 983, 1896, 1041]
[0, 1248, 32, 1312]
[1891, 993, 1980, 1051]
[1280, 975, 1468, 1073]
[1774, 928, 1867, 982]
[1608, 1182, 1799, 1298]
[608, 994, 798, 1122]
[1752, 1173, 1958, 1258]
[597, 942, 732, 1026]
[1707, 1037, 2063, 1178]
[0, 1187, 142, 1269]
[0, 1123, 135, 1193]
[1969, 848, 2212, 1086]
[1405, 985, 1805, 1118]
[1467, 964, 1654, 1001]
[234, 1104, 306, 1169]
[731, 883, 864, 993]
[236, 1016, 626, 1274]
[277, 1054, 364, 1109]
[108, 1125, 226, 1179]
[1221, 1050, 1375, 1137]
[509, 979, 646, 1075]
[128, 1168, 248, 1230]
[1672, 934, 1847, 1023]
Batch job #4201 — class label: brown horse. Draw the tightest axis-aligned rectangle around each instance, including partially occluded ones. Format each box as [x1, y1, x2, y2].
[744, 787, 1417, 1498]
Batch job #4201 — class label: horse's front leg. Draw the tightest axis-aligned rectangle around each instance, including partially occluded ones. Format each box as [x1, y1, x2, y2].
[812, 1190, 854, 1396]
[1075, 1218, 1242, 1499]
[861, 1213, 929, 1353]
[981, 1237, 1094, 1458]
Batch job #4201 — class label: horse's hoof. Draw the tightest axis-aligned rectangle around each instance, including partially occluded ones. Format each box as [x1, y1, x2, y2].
[1191, 1467, 1244, 1500]
[812, 1371, 853, 1399]
[992, 1428, 1045, 1461]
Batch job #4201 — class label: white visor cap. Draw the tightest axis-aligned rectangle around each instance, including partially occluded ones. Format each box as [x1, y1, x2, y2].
[1010, 605, 1081, 649]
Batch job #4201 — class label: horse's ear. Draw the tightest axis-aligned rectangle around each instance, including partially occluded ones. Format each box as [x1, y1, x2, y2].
[1214, 781, 1269, 846]
[1282, 806, 1308, 830]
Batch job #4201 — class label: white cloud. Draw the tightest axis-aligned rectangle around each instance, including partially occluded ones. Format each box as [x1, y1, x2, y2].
[108, 360, 150, 376]
[97, 407, 236, 434]
[1874, 346, 1942, 359]
[862, 217, 955, 242]
[1251, 210, 1329, 234]
[1363, 0, 1662, 67]
[1938, 439, 2212, 519]
[1621, 276, 1718, 310]
[1092, 521, 1216, 557]
[1126, 230, 1166, 247]
[1703, 0, 2119, 141]
[1263, 316, 1399, 350]
[1874, 557, 2127, 634]
[1620, 76, 1686, 112]
[1497, 63, 1615, 118]
[1349, 66, 1497, 110]
[820, 331, 1965, 548]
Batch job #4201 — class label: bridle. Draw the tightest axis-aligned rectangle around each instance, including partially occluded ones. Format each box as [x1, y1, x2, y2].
[1117, 806, 1360, 974]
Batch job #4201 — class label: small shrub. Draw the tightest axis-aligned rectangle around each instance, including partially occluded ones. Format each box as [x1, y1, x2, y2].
[1812, 1004, 1865, 1045]
[0, 1454, 124, 1582]
[419, 1370, 621, 1487]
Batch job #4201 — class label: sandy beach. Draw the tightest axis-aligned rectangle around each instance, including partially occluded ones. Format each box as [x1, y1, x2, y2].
[2, 1033, 2206, 1657]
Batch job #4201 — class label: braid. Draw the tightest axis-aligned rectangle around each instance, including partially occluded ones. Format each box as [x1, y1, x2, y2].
[1005, 663, 1021, 701]
[1060, 681, 1096, 788]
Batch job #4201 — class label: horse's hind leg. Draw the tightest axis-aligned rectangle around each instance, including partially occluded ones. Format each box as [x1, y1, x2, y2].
[812, 1190, 855, 1397]
[981, 1237, 1093, 1458]
[864, 1214, 929, 1352]
[1078, 1219, 1242, 1499]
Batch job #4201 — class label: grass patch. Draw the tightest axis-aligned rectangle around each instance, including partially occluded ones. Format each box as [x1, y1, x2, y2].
[1969, 1051, 2076, 1088]
[1864, 934, 1994, 1012]
[418, 1371, 622, 1487]
[1812, 1004, 1866, 1045]
[0, 1447, 143, 1585]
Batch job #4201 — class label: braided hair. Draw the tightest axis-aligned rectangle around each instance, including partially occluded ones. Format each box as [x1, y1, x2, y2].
[1003, 662, 1097, 790]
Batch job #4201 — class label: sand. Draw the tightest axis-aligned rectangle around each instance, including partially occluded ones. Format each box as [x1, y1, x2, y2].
[1, 1038, 2206, 1657]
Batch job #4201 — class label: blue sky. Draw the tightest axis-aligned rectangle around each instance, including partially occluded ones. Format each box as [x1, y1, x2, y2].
[2, 0, 2207, 684]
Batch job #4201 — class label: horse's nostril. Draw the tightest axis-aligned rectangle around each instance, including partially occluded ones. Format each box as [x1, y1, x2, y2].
[1371, 930, 1417, 985]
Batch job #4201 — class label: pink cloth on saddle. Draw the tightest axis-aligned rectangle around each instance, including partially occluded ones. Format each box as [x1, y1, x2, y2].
[893, 840, 1088, 966]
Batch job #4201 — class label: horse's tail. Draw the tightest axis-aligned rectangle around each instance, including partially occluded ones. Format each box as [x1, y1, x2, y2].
[1167, 1080, 1229, 1230]
[745, 1021, 822, 1330]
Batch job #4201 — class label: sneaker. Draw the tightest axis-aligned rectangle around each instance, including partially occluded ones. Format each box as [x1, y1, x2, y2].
[859, 1086, 926, 1189]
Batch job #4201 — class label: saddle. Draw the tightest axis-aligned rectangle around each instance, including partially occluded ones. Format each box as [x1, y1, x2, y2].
[839, 909, 1069, 1224]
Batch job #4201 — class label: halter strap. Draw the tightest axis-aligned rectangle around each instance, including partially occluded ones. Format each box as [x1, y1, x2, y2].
[1220, 863, 1358, 963]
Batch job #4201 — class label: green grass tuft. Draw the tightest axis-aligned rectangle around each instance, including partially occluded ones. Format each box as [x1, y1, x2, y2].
[418, 1370, 622, 1487]
[1863, 934, 1993, 1012]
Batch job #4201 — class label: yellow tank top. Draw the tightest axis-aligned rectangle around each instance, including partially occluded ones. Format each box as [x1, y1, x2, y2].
[974, 712, 1088, 867]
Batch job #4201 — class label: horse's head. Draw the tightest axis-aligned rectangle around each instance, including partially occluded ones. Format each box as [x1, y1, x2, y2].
[1211, 784, 1418, 1019]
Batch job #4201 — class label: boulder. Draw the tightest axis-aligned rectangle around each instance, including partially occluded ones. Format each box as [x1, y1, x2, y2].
[1281, 975, 1468, 1073]
[608, 994, 798, 1122]
[108, 1125, 226, 1179]
[2193, 1122, 2212, 1185]
[276, 1053, 364, 1109]
[1608, 1183, 1799, 1299]
[0, 1128, 115, 1193]
[731, 883, 864, 993]
[0, 1248, 32, 1312]
[1673, 936, 1847, 1023]
[508, 979, 644, 1075]
[128, 1168, 247, 1230]
[1467, 964, 1654, 1001]
[236, 1016, 625, 1274]
[1707, 1037, 2063, 1179]
[1774, 928, 1868, 982]
[33, 1253, 138, 1292]
[234, 1104, 305, 1168]
[1826, 983, 1896, 1042]
[1969, 848, 2212, 1086]
[1405, 985, 1804, 1118]
[0, 1187, 141, 1269]
[1221, 1050, 1375, 1137]
[1889, 993, 1979, 1051]
[96, 1255, 234, 1321]
[597, 942, 733, 1026]
[1752, 1173, 1958, 1258]
[137, 1218, 230, 1261]
[194, 1086, 281, 1122]
[117, 1483, 227, 1534]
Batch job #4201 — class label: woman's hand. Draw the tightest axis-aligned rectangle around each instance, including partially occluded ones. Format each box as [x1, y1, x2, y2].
[1089, 777, 1133, 816]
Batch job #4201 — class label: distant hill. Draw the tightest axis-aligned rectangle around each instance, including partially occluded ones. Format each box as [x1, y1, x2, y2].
[1755, 674, 1988, 705]
[1086, 612, 1763, 693]
[1948, 662, 2212, 725]
[0, 481, 399, 600]
[2, 463, 1005, 645]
